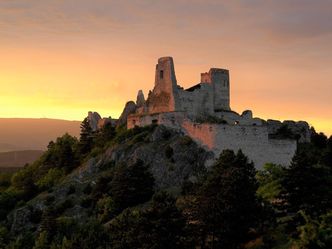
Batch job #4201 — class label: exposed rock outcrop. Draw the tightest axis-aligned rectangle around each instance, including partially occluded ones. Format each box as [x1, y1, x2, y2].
[117, 101, 137, 127]
[97, 118, 113, 130]
[73, 125, 212, 189]
[102, 125, 213, 189]
[87, 112, 117, 131]
[88, 111, 101, 131]
[136, 90, 145, 108]
[241, 110, 253, 119]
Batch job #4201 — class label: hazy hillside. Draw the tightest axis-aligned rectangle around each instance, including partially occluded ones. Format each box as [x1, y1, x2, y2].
[0, 118, 81, 152]
[0, 150, 44, 171]
[0, 143, 21, 153]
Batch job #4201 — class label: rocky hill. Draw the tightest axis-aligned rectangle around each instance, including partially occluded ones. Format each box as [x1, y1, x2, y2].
[0, 120, 330, 249]
[5, 125, 212, 235]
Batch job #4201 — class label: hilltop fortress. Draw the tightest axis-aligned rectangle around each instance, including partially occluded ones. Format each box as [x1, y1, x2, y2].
[125, 57, 311, 168]
[95, 57, 310, 169]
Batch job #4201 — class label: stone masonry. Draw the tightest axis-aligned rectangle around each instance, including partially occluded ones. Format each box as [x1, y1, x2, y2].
[127, 57, 310, 169]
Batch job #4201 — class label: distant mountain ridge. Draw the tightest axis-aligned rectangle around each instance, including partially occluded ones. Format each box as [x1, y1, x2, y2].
[0, 143, 23, 153]
[0, 118, 81, 152]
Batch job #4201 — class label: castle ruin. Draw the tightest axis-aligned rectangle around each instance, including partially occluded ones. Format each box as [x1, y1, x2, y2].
[127, 57, 310, 169]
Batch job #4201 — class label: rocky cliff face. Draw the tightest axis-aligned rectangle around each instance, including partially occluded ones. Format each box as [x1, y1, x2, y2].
[88, 111, 102, 131]
[73, 125, 212, 191]
[87, 111, 117, 132]
[136, 90, 145, 108]
[117, 101, 137, 127]
[102, 125, 212, 189]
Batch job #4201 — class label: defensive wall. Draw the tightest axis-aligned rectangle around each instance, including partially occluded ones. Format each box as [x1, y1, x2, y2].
[123, 56, 310, 169]
[127, 112, 297, 169]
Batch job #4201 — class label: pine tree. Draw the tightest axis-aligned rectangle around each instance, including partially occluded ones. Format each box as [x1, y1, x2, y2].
[281, 150, 332, 216]
[197, 150, 260, 249]
[94, 123, 116, 148]
[141, 191, 186, 249]
[110, 191, 186, 249]
[78, 117, 93, 156]
[70, 219, 110, 249]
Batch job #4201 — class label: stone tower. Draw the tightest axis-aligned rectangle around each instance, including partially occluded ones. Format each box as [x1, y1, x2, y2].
[201, 68, 230, 111]
[147, 57, 180, 113]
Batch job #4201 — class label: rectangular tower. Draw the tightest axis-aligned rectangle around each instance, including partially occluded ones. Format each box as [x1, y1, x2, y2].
[201, 68, 230, 111]
[147, 57, 180, 113]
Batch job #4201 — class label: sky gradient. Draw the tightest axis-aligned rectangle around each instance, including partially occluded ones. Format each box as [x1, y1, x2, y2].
[0, 0, 331, 135]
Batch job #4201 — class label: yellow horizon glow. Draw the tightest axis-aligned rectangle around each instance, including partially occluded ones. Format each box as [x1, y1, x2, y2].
[0, 1, 331, 136]
[0, 44, 331, 136]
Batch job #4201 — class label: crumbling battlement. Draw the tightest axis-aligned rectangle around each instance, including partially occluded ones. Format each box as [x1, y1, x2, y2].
[142, 57, 231, 117]
[127, 112, 297, 169]
[132, 56, 264, 127]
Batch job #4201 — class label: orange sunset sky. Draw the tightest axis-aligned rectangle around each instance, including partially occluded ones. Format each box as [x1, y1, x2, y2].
[0, 0, 331, 135]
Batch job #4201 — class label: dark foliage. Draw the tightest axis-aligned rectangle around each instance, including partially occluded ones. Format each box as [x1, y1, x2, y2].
[93, 123, 116, 148]
[110, 159, 155, 214]
[39, 207, 57, 242]
[28, 206, 42, 224]
[195, 150, 260, 249]
[78, 117, 94, 156]
[281, 149, 332, 217]
[165, 145, 174, 159]
[69, 219, 111, 249]
[42, 133, 79, 172]
[109, 191, 186, 249]
[270, 125, 300, 140]
[311, 131, 328, 149]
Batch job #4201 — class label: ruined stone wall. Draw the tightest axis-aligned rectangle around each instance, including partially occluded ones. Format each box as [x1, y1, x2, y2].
[127, 112, 297, 169]
[201, 72, 211, 83]
[143, 57, 232, 117]
[177, 83, 215, 117]
[181, 121, 296, 169]
[127, 112, 186, 130]
[215, 110, 263, 126]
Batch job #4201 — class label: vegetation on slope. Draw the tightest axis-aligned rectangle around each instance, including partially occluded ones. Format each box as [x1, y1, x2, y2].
[0, 120, 330, 249]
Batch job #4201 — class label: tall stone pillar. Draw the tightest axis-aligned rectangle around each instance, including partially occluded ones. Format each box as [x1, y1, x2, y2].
[147, 57, 180, 113]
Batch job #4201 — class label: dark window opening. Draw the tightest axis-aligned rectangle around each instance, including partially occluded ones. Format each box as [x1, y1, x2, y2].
[152, 119, 158, 124]
[160, 70, 164, 79]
